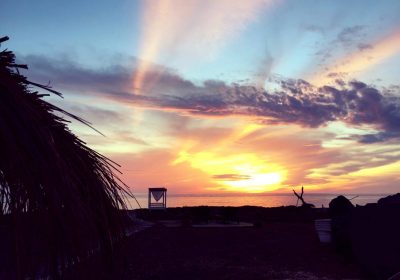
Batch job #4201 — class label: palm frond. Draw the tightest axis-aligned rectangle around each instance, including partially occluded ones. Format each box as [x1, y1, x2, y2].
[0, 36, 130, 278]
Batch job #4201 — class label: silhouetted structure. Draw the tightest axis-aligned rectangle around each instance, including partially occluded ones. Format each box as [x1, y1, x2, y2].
[329, 195, 354, 251]
[351, 194, 400, 279]
[148, 187, 167, 209]
[0, 37, 129, 279]
[292, 186, 315, 208]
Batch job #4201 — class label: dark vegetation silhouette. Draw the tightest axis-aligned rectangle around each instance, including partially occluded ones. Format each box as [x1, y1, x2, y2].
[0, 36, 130, 279]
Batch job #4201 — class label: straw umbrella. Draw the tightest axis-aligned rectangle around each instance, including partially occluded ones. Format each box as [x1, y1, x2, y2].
[0, 36, 129, 278]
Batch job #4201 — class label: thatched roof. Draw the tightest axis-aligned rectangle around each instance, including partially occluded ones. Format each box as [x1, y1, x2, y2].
[0, 36, 130, 278]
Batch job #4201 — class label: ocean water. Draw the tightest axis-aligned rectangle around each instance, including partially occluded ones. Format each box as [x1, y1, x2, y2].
[126, 193, 388, 209]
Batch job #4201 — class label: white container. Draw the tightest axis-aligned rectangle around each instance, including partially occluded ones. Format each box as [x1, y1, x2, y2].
[314, 219, 332, 243]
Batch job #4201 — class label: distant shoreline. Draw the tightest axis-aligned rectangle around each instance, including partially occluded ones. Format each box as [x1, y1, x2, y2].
[131, 192, 391, 196]
[126, 193, 387, 209]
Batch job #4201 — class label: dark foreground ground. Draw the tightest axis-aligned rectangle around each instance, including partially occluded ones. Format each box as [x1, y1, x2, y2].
[65, 221, 363, 280]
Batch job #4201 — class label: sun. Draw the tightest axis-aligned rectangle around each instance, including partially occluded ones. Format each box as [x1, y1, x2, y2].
[218, 162, 286, 192]
[173, 151, 287, 193]
[221, 172, 283, 193]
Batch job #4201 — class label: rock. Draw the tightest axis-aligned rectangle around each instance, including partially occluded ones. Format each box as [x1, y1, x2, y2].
[329, 196, 354, 252]
[329, 195, 354, 216]
[378, 193, 400, 205]
[351, 202, 400, 279]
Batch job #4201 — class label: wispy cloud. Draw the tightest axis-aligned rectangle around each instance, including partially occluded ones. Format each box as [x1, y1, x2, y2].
[314, 25, 367, 65]
[312, 28, 400, 85]
[134, 0, 277, 93]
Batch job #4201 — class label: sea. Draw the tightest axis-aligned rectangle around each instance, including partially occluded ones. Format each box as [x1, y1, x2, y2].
[126, 193, 389, 209]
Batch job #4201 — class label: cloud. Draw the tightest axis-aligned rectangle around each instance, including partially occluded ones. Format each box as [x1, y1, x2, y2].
[63, 104, 125, 124]
[20, 54, 134, 94]
[357, 43, 373, 51]
[110, 149, 214, 193]
[137, 0, 271, 62]
[312, 28, 400, 85]
[134, 0, 277, 93]
[212, 174, 252, 181]
[337, 25, 366, 46]
[314, 25, 367, 66]
[22, 53, 400, 192]
[357, 132, 400, 143]
[22, 54, 400, 143]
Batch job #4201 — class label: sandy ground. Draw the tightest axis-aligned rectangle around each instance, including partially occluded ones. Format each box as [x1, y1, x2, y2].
[64, 221, 364, 280]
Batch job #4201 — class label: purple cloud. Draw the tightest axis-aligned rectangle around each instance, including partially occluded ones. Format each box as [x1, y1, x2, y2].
[21, 54, 400, 143]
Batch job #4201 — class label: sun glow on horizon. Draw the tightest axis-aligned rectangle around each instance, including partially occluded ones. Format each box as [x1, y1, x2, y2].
[220, 172, 284, 193]
[172, 150, 287, 193]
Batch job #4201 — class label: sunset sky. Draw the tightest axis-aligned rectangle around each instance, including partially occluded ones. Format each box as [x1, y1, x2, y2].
[2, 0, 400, 194]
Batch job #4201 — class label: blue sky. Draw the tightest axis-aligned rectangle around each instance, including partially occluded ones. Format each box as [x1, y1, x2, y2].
[3, 0, 400, 84]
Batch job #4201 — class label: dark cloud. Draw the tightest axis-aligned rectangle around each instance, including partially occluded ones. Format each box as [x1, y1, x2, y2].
[20, 54, 134, 94]
[21, 54, 400, 143]
[357, 132, 400, 143]
[315, 25, 369, 66]
[337, 25, 366, 46]
[212, 174, 252, 181]
[357, 43, 373, 51]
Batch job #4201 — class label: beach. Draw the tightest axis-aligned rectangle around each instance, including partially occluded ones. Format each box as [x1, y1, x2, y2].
[64, 206, 364, 280]
[3, 1, 400, 278]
